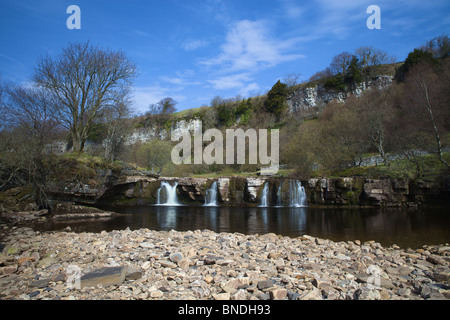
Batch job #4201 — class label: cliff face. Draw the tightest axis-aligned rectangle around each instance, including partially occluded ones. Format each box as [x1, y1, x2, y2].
[286, 75, 394, 118]
[57, 175, 448, 208]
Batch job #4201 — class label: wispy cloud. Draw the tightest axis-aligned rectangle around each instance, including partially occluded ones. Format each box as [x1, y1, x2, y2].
[160, 69, 201, 86]
[201, 19, 305, 72]
[278, 0, 305, 20]
[182, 39, 209, 51]
[0, 53, 24, 67]
[200, 19, 305, 96]
[130, 29, 150, 37]
[207, 72, 253, 90]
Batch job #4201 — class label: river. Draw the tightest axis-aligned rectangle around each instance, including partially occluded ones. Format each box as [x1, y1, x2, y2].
[26, 205, 450, 249]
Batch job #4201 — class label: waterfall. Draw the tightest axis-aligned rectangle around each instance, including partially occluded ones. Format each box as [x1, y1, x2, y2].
[156, 181, 179, 206]
[276, 182, 283, 207]
[204, 181, 218, 206]
[259, 182, 269, 207]
[289, 180, 307, 207]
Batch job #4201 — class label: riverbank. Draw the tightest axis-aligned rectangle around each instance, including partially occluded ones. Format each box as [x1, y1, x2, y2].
[0, 223, 449, 300]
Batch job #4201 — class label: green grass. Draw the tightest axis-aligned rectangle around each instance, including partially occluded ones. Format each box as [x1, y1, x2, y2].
[329, 152, 450, 181]
[172, 106, 210, 119]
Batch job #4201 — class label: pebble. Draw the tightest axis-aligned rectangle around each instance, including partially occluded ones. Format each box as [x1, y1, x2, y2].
[0, 226, 449, 300]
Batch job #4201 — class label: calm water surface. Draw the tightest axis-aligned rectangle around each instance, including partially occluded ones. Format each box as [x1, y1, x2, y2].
[27, 205, 450, 249]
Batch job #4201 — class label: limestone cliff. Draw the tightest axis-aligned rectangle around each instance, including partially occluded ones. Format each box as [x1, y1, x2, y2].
[286, 75, 394, 117]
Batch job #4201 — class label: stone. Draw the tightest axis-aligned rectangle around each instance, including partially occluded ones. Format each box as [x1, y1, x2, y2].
[125, 268, 143, 281]
[221, 277, 250, 293]
[270, 288, 287, 300]
[356, 274, 395, 290]
[287, 291, 301, 300]
[299, 288, 323, 300]
[268, 252, 281, 259]
[80, 266, 127, 289]
[17, 256, 34, 267]
[30, 278, 51, 288]
[150, 290, 164, 298]
[257, 280, 274, 290]
[141, 261, 151, 270]
[177, 258, 190, 269]
[437, 246, 450, 255]
[139, 242, 154, 249]
[427, 255, 446, 265]
[433, 266, 450, 284]
[0, 264, 17, 275]
[6, 247, 19, 255]
[214, 292, 230, 300]
[231, 289, 248, 300]
[355, 287, 381, 300]
[37, 257, 56, 269]
[204, 255, 221, 265]
[159, 260, 177, 269]
[169, 252, 183, 263]
[29, 290, 40, 298]
[0, 254, 9, 266]
[312, 277, 331, 290]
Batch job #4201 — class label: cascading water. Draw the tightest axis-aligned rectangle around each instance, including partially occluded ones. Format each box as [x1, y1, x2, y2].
[204, 181, 219, 206]
[156, 181, 179, 206]
[259, 182, 269, 207]
[289, 180, 307, 207]
[276, 182, 283, 207]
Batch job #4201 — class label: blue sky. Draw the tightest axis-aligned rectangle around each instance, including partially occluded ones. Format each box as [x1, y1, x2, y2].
[1, 0, 449, 114]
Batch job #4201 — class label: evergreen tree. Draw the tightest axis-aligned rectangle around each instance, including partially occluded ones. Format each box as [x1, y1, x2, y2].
[264, 80, 288, 119]
[344, 56, 363, 86]
[395, 49, 436, 82]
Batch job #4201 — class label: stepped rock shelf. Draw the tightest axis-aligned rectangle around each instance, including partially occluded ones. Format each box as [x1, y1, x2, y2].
[46, 171, 449, 209]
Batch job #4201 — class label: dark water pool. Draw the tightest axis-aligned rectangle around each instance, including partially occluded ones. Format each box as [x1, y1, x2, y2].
[26, 205, 450, 249]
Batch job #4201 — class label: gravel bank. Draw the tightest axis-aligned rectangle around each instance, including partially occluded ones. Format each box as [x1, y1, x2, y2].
[0, 225, 449, 300]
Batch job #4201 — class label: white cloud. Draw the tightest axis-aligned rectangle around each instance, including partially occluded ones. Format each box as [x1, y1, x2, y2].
[182, 39, 209, 51]
[201, 19, 305, 72]
[278, 0, 305, 20]
[207, 73, 253, 90]
[160, 69, 201, 86]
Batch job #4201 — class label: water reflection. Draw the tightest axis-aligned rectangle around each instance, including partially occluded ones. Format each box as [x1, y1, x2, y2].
[25, 205, 450, 249]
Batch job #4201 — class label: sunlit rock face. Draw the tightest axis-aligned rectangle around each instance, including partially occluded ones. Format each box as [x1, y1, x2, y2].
[286, 75, 394, 118]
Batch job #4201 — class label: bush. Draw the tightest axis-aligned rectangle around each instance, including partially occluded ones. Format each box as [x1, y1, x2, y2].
[323, 75, 346, 91]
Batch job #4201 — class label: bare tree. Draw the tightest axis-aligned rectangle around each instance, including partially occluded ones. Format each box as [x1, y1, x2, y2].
[102, 101, 132, 162]
[355, 46, 395, 79]
[309, 67, 333, 82]
[422, 34, 450, 59]
[33, 42, 137, 153]
[145, 97, 177, 138]
[1, 83, 57, 153]
[402, 62, 449, 168]
[0, 83, 60, 207]
[330, 52, 353, 75]
[355, 87, 397, 165]
[283, 72, 302, 87]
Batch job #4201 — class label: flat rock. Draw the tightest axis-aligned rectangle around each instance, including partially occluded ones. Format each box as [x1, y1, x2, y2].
[80, 266, 127, 289]
[159, 260, 177, 269]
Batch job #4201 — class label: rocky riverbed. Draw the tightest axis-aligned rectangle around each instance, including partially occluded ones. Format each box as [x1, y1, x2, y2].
[0, 224, 449, 300]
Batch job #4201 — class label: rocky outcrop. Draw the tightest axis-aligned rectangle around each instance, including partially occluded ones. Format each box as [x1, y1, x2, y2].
[45, 167, 160, 207]
[286, 75, 394, 117]
[88, 175, 448, 208]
